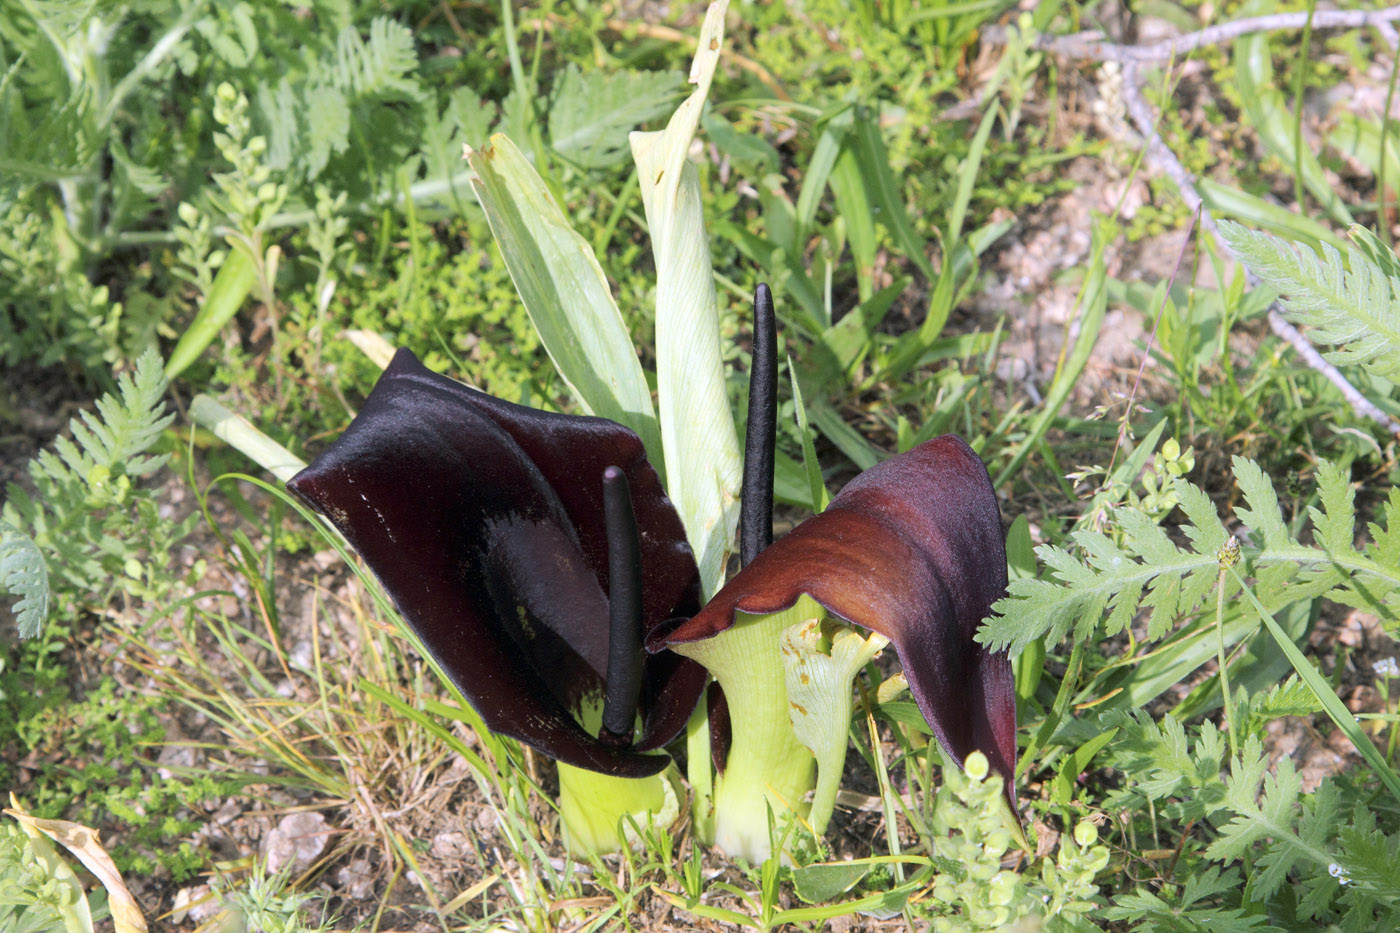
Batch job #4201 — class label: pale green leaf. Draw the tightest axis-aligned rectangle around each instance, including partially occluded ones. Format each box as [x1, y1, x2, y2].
[781, 615, 889, 835]
[1311, 460, 1357, 556]
[465, 134, 662, 466]
[303, 86, 350, 178]
[628, 0, 741, 596]
[0, 522, 49, 639]
[1220, 219, 1400, 379]
[1174, 477, 1230, 556]
[1233, 456, 1293, 550]
[189, 395, 307, 484]
[549, 65, 686, 169]
[333, 17, 422, 102]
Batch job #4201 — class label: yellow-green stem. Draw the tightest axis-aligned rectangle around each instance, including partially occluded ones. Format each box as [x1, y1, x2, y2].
[556, 760, 679, 857]
[1215, 564, 1238, 757]
[555, 698, 679, 856]
[673, 599, 821, 862]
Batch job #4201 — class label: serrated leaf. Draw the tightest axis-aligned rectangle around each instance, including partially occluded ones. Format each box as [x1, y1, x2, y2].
[1141, 571, 1184, 640]
[1249, 676, 1321, 724]
[1174, 477, 1230, 556]
[304, 86, 350, 178]
[1233, 456, 1293, 550]
[1104, 577, 1144, 637]
[548, 65, 685, 169]
[1220, 219, 1400, 379]
[1366, 488, 1400, 568]
[1311, 460, 1356, 556]
[1117, 507, 1182, 564]
[2, 348, 172, 598]
[0, 522, 49, 638]
[333, 17, 422, 102]
[444, 86, 496, 152]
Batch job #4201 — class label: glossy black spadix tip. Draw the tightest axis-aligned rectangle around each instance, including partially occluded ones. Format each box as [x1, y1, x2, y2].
[600, 465, 645, 746]
[740, 282, 777, 568]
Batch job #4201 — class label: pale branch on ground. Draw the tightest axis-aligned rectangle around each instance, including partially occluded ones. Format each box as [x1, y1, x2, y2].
[988, 9, 1400, 436]
[986, 7, 1400, 63]
[1118, 57, 1400, 437]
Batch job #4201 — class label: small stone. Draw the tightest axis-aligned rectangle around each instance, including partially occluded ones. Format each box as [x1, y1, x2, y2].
[430, 831, 471, 860]
[336, 858, 375, 900]
[263, 811, 329, 874]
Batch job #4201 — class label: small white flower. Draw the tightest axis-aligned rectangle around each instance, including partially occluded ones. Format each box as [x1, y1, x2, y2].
[1329, 863, 1351, 885]
[1373, 657, 1400, 679]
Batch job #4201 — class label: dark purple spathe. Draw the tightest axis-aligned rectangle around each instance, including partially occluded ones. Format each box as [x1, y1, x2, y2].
[651, 435, 1017, 797]
[288, 349, 704, 778]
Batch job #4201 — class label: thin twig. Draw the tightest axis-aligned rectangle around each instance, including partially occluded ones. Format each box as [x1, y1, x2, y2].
[1117, 59, 1400, 436]
[992, 7, 1400, 63]
[984, 10, 1400, 436]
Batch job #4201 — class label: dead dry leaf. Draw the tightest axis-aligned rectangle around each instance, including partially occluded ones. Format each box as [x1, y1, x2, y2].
[4, 796, 148, 933]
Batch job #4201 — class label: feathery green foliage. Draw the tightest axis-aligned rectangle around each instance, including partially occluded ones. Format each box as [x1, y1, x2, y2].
[1204, 747, 1400, 926]
[1220, 219, 1400, 379]
[1102, 866, 1275, 932]
[1099, 710, 1229, 821]
[549, 65, 686, 169]
[260, 17, 424, 184]
[1095, 708, 1400, 928]
[0, 523, 48, 639]
[983, 455, 1400, 658]
[2, 348, 191, 630]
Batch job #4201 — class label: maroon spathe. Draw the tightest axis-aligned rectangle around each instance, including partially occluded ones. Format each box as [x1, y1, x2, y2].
[288, 349, 704, 779]
[651, 436, 1017, 797]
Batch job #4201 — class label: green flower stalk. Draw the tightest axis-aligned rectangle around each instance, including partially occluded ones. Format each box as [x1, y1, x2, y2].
[672, 600, 822, 857]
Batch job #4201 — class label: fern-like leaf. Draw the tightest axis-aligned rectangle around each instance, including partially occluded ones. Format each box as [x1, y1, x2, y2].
[36, 346, 173, 488]
[985, 456, 1400, 656]
[1101, 710, 1228, 820]
[1205, 737, 1283, 862]
[333, 17, 422, 102]
[0, 522, 48, 638]
[2, 347, 172, 595]
[1246, 676, 1321, 730]
[1220, 219, 1400, 379]
[1103, 865, 1279, 932]
[548, 65, 686, 169]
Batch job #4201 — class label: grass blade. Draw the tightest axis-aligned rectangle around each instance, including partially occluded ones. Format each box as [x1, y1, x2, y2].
[1230, 566, 1400, 803]
[1235, 21, 1352, 226]
[993, 220, 1111, 488]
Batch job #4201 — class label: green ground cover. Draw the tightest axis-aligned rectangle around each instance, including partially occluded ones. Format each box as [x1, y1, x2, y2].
[3, 0, 1400, 929]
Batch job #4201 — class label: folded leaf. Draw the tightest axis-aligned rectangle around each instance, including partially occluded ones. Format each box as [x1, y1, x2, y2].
[466, 135, 663, 469]
[629, 0, 742, 596]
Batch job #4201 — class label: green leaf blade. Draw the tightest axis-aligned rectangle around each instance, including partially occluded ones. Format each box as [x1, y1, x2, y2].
[466, 133, 663, 468]
[628, 0, 741, 596]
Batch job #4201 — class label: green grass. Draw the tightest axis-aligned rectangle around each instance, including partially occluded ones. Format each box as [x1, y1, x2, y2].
[4, 0, 1400, 929]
